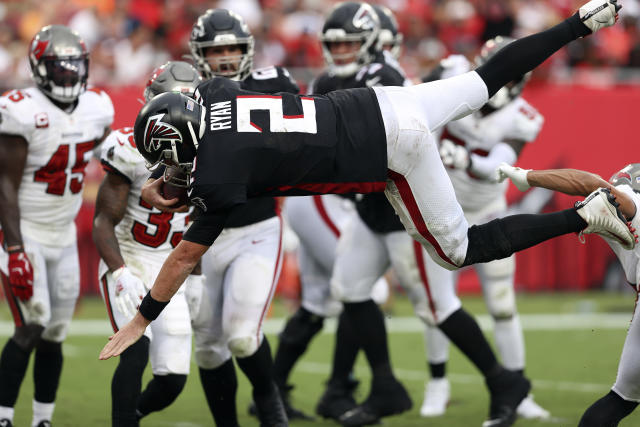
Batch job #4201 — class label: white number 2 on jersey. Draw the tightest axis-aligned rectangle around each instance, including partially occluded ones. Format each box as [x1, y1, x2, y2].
[236, 95, 317, 134]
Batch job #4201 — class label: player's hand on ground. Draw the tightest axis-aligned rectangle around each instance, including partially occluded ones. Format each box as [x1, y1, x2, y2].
[141, 177, 188, 213]
[99, 312, 149, 360]
[579, 0, 621, 34]
[439, 139, 470, 170]
[496, 163, 531, 191]
[8, 249, 34, 301]
[112, 266, 146, 318]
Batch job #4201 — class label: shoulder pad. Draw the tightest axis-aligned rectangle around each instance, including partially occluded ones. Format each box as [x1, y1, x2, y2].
[243, 66, 300, 94]
[0, 89, 40, 137]
[100, 127, 144, 181]
[439, 55, 472, 79]
[309, 72, 337, 95]
[505, 99, 544, 143]
[356, 63, 405, 87]
[80, 87, 115, 128]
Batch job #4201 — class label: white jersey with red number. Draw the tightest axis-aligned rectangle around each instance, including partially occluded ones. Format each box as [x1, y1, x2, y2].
[437, 55, 544, 212]
[98, 127, 190, 279]
[0, 87, 113, 247]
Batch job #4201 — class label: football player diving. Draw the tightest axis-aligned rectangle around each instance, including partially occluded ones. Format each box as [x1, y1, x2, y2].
[101, 2, 629, 427]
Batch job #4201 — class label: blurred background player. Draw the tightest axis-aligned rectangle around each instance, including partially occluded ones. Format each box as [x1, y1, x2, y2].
[0, 25, 113, 427]
[304, 3, 433, 425]
[271, 3, 405, 422]
[92, 61, 203, 427]
[185, 8, 299, 427]
[419, 37, 549, 420]
[496, 162, 640, 427]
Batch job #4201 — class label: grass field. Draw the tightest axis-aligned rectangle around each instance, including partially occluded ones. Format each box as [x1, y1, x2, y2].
[1, 291, 640, 427]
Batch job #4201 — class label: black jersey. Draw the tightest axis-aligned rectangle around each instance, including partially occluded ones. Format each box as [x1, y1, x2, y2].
[222, 66, 300, 228]
[183, 76, 388, 246]
[311, 56, 407, 233]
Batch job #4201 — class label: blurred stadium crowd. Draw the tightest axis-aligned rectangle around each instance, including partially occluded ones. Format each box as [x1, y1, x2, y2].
[4, 0, 640, 93]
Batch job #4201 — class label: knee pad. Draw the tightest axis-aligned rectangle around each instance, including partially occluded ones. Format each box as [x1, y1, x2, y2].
[484, 277, 516, 320]
[228, 335, 260, 359]
[279, 307, 324, 347]
[195, 347, 231, 370]
[13, 324, 45, 351]
[41, 320, 70, 343]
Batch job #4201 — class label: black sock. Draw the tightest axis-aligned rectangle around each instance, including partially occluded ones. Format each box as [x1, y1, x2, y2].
[199, 360, 239, 427]
[273, 307, 324, 388]
[111, 336, 149, 427]
[463, 208, 586, 266]
[329, 310, 361, 385]
[0, 338, 31, 407]
[429, 362, 446, 379]
[579, 390, 638, 427]
[476, 14, 589, 97]
[438, 309, 500, 377]
[137, 374, 186, 417]
[33, 340, 63, 403]
[236, 337, 274, 397]
[343, 300, 393, 379]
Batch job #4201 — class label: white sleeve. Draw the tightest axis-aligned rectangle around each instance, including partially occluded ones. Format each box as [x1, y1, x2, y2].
[469, 142, 517, 180]
[0, 95, 33, 139]
[100, 130, 142, 183]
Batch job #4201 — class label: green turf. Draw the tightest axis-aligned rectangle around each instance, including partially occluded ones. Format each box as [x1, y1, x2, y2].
[1, 292, 639, 426]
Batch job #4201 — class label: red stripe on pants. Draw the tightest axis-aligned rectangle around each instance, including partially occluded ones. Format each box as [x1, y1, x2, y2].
[101, 275, 119, 333]
[387, 169, 457, 268]
[256, 215, 284, 344]
[413, 241, 439, 323]
[312, 195, 340, 238]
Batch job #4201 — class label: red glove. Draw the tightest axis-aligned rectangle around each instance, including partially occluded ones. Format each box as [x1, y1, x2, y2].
[8, 249, 33, 301]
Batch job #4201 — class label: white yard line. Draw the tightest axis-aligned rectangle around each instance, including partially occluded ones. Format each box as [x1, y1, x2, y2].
[0, 312, 633, 336]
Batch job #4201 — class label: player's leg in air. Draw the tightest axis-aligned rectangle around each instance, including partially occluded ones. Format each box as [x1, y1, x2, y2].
[376, 0, 629, 272]
[193, 215, 287, 427]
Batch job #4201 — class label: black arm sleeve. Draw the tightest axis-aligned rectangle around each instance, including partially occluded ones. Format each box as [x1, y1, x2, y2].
[150, 164, 166, 180]
[476, 13, 590, 97]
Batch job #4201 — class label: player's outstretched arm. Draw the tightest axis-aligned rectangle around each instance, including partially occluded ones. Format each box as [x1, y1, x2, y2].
[99, 239, 209, 359]
[0, 134, 28, 249]
[498, 164, 637, 220]
[476, 0, 620, 98]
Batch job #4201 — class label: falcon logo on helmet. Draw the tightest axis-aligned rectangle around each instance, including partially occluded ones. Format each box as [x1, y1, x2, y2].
[143, 113, 183, 153]
[353, 5, 376, 30]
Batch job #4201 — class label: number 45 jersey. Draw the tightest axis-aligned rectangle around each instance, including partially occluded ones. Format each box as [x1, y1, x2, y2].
[100, 127, 190, 271]
[0, 87, 113, 247]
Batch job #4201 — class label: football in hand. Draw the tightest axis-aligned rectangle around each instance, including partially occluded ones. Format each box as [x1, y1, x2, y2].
[161, 166, 188, 207]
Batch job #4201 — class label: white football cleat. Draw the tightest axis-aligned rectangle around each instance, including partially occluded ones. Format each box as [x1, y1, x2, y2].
[420, 378, 450, 417]
[576, 188, 635, 250]
[579, 0, 621, 34]
[516, 394, 550, 420]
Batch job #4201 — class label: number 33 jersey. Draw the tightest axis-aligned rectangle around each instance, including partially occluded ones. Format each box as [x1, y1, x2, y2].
[100, 127, 190, 269]
[0, 87, 114, 247]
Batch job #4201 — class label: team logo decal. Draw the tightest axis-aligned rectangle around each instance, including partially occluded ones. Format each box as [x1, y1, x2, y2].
[143, 113, 182, 153]
[30, 38, 49, 61]
[353, 5, 376, 30]
[191, 20, 205, 39]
